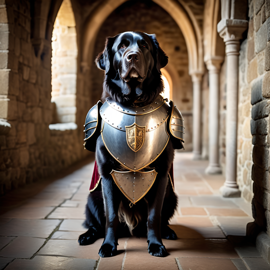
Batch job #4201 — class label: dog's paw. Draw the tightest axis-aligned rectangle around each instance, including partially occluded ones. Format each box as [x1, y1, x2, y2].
[161, 225, 177, 240]
[78, 227, 99, 245]
[148, 243, 168, 257]
[98, 243, 117, 257]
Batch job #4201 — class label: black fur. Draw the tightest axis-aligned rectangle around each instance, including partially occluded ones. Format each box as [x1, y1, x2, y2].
[78, 32, 178, 257]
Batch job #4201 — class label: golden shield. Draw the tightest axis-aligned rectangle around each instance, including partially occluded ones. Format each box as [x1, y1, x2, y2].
[125, 123, 145, 152]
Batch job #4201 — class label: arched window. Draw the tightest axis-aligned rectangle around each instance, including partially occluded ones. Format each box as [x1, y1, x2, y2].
[161, 69, 173, 101]
[51, 0, 77, 124]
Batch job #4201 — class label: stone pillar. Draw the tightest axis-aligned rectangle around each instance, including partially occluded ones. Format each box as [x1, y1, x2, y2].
[205, 58, 223, 174]
[191, 73, 203, 160]
[218, 19, 247, 197]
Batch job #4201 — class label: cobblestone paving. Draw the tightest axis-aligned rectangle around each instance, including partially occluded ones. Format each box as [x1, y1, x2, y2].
[0, 153, 269, 270]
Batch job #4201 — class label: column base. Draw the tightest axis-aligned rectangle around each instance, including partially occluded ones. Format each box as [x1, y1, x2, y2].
[220, 185, 241, 198]
[193, 152, 201, 160]
[205, 165, 222, 175]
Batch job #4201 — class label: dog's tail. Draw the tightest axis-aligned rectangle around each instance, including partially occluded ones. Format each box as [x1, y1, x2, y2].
[118, 201, 141, 235]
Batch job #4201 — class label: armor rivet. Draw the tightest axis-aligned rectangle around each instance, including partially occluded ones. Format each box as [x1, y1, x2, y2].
[127, 177, 129, 179]
[147, 129, 150, 131]
[151, 127, 153, 129]
[157, 124, 159, 126]
[173, 129, 174, 130]
[133, 190, 134, 192]
[142, 178, 144, 180]
[117, 157, 119, 159]
[108, 120, 109, 122]
[136, 111, 138, 113]
[112, 123, 114, 125]
[154, 126, 156, 128]
[143, 109, 145, 111]
[151, 173, 153, 175]
[134, 177, 136, 179]
[120, 127, 122, 129]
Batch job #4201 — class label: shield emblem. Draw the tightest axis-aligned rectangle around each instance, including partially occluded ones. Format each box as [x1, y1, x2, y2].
[125, 123, 145, 152]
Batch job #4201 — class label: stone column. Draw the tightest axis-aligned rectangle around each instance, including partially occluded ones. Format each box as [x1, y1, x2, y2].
[205, 58, 223, 174]
[218, 20, 247, 197]
[191, 73, 203, 160]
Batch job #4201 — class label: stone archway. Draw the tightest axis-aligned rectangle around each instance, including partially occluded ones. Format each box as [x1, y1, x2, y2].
[51, 0, 78, 124]
[80, 0, 203, 75]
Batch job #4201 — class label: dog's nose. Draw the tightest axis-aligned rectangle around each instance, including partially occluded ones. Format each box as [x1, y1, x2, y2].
[126, 52, 139, 62]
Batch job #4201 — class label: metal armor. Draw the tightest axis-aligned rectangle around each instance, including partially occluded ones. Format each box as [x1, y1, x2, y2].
[84, 95, 184, 204]
[83, 101, 102, 152]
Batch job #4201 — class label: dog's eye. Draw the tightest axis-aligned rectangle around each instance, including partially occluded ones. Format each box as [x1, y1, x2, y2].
[119, 40, 129, 50]
[140, 40, 148, 49]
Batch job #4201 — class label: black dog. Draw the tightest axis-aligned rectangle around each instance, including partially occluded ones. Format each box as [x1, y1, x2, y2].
[79, 32, 184, 257]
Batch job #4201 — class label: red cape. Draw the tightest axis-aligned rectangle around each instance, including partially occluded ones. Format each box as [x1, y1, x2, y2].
[89, 161, 174, 192]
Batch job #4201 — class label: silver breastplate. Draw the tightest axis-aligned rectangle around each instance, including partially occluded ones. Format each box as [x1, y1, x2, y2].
[100, 95, 170, 172]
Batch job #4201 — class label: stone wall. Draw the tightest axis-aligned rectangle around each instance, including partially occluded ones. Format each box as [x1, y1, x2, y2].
[238, 0, 270, 238]
[91, 0, 193, 149]
[0, 0, 89, 194]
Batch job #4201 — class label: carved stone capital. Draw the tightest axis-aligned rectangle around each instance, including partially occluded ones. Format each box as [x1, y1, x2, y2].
[205, 56, 224, 73]
[191, 72, 203, 83]
[218, 19, 248, 43]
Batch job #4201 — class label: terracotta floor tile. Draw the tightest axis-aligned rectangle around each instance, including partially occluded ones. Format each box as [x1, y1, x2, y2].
[243, 257, 270, 270]
[59, 219, 86, 232]
[163, 239, 239, 258]
[191, 196, 239, 208]
[0, 236, 45, 258]
[47, 207, 85, 219]
[180, 207, 207, 216]
[98, 238, 127, 270]
[38, 239, 102, 260]
[177, 196, 192, 207]
[231, 258, 249, 270]
[5, 256, 96, 270]
[177, 257, 238, 270]
[0, 237, 15, 250]
[123, 237, 179, 270]
[176, 217, 214, 228]
[216, 217, 254, 236]
[32, 192, 74, 200]
[60, 200, 80, 207]
[22, 199, 64, 208]
[0, 258, 13, 269]
[51, 231, 81, 240]
[235, 244, 261, 258]
[206, 208, 248, 217]
[0, 206, 54, 219]
[0, 219, 61, 238]
[169, 225, 225, 239]
[176, 189, 198, 195]
[197, 189, 213, 195]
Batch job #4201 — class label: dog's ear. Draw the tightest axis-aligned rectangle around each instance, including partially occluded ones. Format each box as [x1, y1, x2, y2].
[95, 36, 116, 75]
[148, 34, 168, 71]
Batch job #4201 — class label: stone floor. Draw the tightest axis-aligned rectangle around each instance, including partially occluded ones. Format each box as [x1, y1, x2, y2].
[0, 152, 270, 270]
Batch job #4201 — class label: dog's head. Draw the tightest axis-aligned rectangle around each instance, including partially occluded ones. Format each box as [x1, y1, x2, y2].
[96, 31, 168, 105]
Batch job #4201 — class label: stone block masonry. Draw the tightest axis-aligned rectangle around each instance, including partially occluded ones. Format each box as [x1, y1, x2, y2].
[0, 0, 90, 194]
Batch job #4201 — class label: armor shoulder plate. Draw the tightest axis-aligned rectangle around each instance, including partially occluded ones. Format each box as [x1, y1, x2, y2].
[169, 101, 184, 149]
[83, 101, 102, 152]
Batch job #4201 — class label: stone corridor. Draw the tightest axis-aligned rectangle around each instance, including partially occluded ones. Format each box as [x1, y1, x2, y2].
[0, 152, 269, 270]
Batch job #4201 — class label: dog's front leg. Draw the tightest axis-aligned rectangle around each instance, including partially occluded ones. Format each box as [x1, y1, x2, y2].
[98, 176, 120, 257]
[147, 173, 169, 257]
